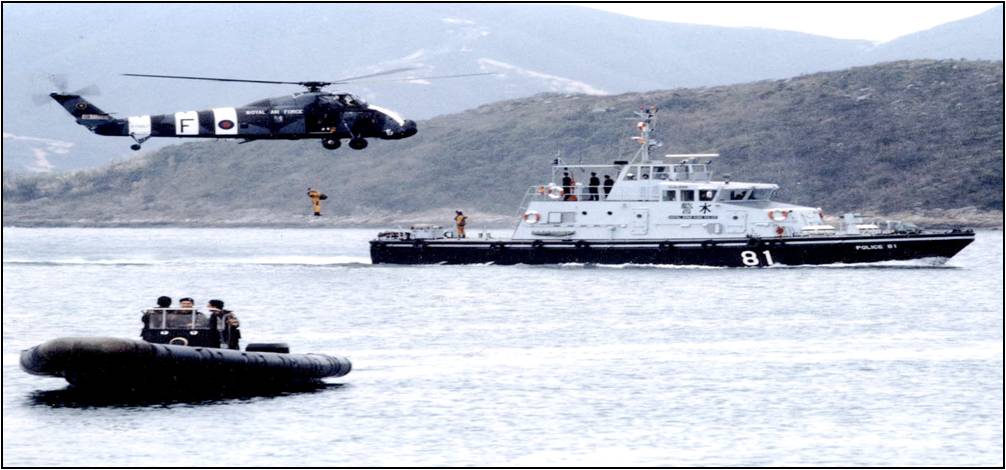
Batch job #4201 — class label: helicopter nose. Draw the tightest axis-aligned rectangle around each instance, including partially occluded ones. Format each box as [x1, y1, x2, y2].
[399, 119, 418, 138]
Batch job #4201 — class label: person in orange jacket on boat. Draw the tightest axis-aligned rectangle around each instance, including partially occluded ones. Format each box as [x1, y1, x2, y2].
[307, 188, 328, 216]
[454, 210, 468, 239]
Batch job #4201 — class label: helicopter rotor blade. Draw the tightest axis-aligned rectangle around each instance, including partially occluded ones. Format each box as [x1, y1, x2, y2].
[123, 73, 301, 86]
[329, 66, 421, 84]
[122, 68, 492, 90]
[362, 72, 499, 83]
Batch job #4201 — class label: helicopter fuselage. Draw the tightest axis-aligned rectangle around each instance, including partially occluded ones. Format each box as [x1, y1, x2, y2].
[51, 91, 417, 151]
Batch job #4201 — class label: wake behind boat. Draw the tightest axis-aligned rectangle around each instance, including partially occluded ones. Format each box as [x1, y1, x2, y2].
[371, 107, 974, 267]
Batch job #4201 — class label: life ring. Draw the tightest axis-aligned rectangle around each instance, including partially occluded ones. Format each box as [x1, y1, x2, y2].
[169, 337, 189, 346]
[768, 209, 789, 222]
[546, 186, 564, 200]
[523, 211, 541, 224]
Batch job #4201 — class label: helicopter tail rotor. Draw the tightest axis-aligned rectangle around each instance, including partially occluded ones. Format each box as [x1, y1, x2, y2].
[33, 74, 101, 105]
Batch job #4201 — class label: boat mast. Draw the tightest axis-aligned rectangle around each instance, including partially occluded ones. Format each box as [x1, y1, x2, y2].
[630, 106, 661, 163]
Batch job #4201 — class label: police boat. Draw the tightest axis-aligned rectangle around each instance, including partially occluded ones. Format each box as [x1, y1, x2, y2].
[370, 107, 974, 267]
[20, 308, 352, 390]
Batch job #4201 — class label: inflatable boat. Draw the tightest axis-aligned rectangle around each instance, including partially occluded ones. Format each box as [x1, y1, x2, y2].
[20, 308, 351, 391]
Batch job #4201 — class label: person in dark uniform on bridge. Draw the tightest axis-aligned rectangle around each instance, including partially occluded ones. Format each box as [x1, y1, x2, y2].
[588, 172, 600, 201]
[561, 172, 573, 201]
[208, 299, 241, 350]
[603, 175, 614, 199]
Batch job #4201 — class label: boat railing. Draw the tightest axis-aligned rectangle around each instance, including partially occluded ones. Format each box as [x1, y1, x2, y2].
[142, 308, 211, 329]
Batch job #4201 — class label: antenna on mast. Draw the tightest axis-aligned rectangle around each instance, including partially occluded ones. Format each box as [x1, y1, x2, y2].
[631, 105, 660, 162]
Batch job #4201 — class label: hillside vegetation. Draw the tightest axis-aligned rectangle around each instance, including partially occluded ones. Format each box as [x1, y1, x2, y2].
[3, 60, 1003, 227]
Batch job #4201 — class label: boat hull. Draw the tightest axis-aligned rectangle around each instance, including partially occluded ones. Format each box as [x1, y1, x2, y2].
[20, 337, 352, 390]
[370, 231, 975, 267]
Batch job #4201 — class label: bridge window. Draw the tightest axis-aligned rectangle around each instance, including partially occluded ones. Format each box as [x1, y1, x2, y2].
[663, 190, 677, 201]
[749, 188, 775, 200]
[728, 189, 749, 201]
[699, 189, 717, 201]
[681, 190, 695, 201]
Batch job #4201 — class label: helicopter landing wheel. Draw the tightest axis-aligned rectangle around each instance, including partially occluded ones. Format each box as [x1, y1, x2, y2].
[322, 138, 341, 150]
[349, 138, 368, 150]
[130, 144, 142, 151]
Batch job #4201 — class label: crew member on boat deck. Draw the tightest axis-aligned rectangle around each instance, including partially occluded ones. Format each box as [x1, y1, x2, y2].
[603, 175, 614, 198]
[454, 210, 468, 238]
[561, 172, 573, 200]
[208, 299, 240, 350]
[171, 297, 206, 328]
[141, 295, 173, 327]
[588, 173, 600, 201]
[307, 188, 324, 216]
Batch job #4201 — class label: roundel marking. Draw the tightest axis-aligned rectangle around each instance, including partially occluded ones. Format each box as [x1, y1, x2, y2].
[75, 102, 88, 110]
[218, 120, 235, 130]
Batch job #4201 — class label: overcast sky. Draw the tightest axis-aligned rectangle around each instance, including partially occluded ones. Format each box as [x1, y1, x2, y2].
[580, 3, 999, 42]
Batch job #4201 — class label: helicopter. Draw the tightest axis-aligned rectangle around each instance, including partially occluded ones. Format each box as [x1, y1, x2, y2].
[48, 68, 491, 151]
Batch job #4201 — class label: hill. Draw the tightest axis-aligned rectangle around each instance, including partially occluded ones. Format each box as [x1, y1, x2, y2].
[2, 4, 1002, 172]
[3, 60, 1003, 228]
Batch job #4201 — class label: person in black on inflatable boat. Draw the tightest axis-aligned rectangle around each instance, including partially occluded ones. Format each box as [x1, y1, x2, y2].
[141, 295, 173, 328]
[208, 299, 241, 350]
[172, 297, 208, 328]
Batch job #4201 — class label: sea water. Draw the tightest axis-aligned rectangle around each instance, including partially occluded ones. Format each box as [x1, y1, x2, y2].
[2, 227, 1002, 466]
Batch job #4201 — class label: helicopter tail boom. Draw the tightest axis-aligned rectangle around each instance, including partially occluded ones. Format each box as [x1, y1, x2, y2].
[49, 93, 127, 136]
[50, 93, 113, 121]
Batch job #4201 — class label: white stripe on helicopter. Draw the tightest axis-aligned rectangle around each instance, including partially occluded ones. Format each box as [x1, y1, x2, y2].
[127, 115, 151, 138]
[212, 108, 238, 135]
